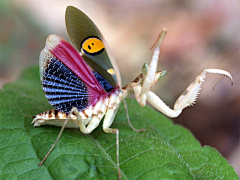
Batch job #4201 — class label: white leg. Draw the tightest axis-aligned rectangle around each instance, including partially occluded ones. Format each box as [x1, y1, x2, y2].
[147, 90, 182, 118]
[174, 69, 233, 111]
[140, 28, 167, 107]
[102, 108, 121, 179]
[38, 107, 104, 166]
[142, 69, 233, 118]
[73, 107, 104, 134]
[140, 46, 160, 106]
[134, 85, 182, 118]
[38, 107, 83, 166]
[123, 99, 146, 132]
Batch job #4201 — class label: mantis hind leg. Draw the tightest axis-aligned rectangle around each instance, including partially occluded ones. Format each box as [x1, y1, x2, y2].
[123, 99, 146, 132]
[102, 108, 121, 179]
[38, 106, 103, 166]
[38, 107, 79, 166]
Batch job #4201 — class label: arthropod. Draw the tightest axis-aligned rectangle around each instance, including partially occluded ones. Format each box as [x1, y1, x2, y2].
[32, 6, 233, 179]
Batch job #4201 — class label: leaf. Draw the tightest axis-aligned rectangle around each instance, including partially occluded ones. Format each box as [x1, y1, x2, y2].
[0, 66, 238, 180]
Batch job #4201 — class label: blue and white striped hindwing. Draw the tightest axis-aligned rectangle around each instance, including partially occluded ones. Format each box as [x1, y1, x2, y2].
[40, 55, 115, 113]
[41, 58, 89, 113]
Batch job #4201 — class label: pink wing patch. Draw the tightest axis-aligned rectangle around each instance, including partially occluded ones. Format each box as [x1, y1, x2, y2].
[45, 34, 107, 107]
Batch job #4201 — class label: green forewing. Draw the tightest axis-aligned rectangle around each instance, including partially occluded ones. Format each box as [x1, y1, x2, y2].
[65, 6, 121, 87]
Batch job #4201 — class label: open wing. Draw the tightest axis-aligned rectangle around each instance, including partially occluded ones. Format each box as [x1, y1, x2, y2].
[39, 34, 108, 113]
[65, 6, 122, 88]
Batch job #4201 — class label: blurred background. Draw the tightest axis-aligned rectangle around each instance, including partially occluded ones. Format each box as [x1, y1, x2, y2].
[0, 0, 239, 176]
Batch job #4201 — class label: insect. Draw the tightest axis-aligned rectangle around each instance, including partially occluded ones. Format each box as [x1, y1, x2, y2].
[32, 6, 233, 179]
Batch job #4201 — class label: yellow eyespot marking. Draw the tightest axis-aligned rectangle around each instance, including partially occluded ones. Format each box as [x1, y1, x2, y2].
[107, 68, 115, 75]
[81, 36, 105, 55]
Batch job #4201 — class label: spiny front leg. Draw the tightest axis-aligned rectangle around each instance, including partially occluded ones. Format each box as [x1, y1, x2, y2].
[174, 69, 233, 111]
[139, 28, 167, 107]
[146, 69, 233, 118]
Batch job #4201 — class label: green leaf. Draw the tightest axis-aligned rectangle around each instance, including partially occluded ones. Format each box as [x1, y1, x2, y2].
[0, 67, 238, 180]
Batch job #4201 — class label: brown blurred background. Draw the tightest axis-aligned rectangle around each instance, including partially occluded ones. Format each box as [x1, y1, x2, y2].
[0, 0, 239, 176]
